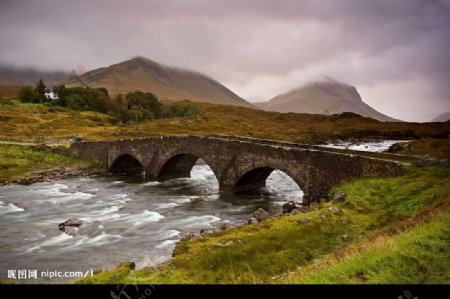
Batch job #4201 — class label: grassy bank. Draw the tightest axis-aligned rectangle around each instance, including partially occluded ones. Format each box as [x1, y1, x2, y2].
[79, 166, 450, 284]
[1, 99, 449, 145]
[281, 209, 450, 283]
[395, 138, 450, 159]
[0, 145, 105, 184]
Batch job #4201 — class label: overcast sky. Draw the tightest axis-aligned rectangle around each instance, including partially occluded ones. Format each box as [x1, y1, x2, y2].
[1, 0, 449, 121]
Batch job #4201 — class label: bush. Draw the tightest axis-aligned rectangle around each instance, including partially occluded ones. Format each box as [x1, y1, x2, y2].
[167, 103, 199, 117]
[18, 86, 37, 103]
[125, 91, 167, 119]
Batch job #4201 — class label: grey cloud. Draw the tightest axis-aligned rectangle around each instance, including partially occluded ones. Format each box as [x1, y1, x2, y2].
[0, 0, 449, 121]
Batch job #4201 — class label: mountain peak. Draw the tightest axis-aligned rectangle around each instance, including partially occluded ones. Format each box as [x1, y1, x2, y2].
[256, 78, 398, 122]
[312, 76, 349, 86]
[64, 57, 253, 108]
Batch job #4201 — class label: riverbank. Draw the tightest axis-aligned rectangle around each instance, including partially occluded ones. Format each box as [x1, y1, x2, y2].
[0, 145, 106, 186]
[78, 165, 450, 284]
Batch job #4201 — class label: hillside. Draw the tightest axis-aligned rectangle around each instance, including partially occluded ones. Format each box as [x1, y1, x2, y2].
[1, 100, 448, 146]
[256, 78, 398, 122]
[431, 112, 450, 122]
[64, 57, 253, 108]
[0, 65, 69, 86]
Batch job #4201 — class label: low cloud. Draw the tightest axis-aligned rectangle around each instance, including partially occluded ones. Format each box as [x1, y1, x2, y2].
[1, 0, 449, 121]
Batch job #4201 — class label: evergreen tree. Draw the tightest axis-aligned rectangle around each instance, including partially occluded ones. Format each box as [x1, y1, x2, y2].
[35, 79, 47, 102]
[53, 84, 67, 106]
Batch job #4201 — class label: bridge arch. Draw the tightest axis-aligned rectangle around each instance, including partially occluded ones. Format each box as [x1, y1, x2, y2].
[147, 151, 219, 183]
[232, 164, 306, 201]
[110, 154, 145, 175]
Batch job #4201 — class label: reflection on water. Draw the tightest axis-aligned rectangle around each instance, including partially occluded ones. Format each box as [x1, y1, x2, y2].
[0, 165, 302, 281]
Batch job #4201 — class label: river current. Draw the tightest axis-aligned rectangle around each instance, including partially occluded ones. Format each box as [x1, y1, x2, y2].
[0, 165, 302, 281]
[0, 140, 400, 282]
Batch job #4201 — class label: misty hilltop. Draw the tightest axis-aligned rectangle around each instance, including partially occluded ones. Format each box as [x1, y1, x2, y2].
[431, 112, 450, 122]
[64, 57, 253, 108]
[0, 65, 69, 86]
[255, 78, 399, 122]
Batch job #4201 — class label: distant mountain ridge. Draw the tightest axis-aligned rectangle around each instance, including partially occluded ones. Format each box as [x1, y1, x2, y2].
[256, 77, 399, 122]
[64, 57, 253, 107]
[0, 65, 69, 86]
[431, 112, 450, 122]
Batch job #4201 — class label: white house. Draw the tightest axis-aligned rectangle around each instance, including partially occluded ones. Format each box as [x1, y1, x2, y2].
[45, 91, 59, 100]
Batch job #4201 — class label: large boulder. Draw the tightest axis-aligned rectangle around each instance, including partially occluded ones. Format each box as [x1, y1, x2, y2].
[254, 208, 269, 222]
[282, 201, 297, 214]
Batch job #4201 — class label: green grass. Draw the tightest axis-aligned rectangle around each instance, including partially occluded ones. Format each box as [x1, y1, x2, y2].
[78, 166, 450, 284]
[0, 145, 105, 183]
[281, 210, 450, 284]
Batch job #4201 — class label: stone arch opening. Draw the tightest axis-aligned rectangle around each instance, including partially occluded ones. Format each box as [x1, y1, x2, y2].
[110, 154, 144, 175]
[234, 167, 303, 201]
[157, 153, 217, 184]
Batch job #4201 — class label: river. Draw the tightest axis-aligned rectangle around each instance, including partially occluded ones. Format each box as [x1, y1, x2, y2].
[0, 165, 302, 282]
[0, 140, 401, 282]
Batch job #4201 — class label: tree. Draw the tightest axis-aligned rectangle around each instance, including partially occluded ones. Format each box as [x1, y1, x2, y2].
[18, 86, 37, 103]
[125, 91, 166, 118]
[35, 79, 47, 102]
[53, 84, 67, 106]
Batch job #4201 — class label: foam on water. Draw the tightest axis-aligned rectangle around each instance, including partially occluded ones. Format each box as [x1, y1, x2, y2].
[24, 233, 74, 254]
[0, 159, 310, 281]
[32, 183, 95, 203]
[176, 215, 221, 228]
[121, 210, 165, 227]
[155, 202, 178, 209]
[0, 200, 24, 214]
[67, 232, 123, 248]
[155, 240, 176, 249]
[321, 140, 409, 153]
[156, 229, 180, 240]
[81, 206, 124, 223]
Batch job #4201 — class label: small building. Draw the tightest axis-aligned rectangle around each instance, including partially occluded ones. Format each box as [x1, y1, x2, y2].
[45, 91, 59, 100]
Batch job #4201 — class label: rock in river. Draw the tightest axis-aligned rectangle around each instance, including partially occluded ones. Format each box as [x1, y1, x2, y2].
[58, 218, 83, 236]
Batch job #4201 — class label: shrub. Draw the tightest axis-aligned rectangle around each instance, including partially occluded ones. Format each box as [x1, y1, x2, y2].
[18, 86, 37, 103]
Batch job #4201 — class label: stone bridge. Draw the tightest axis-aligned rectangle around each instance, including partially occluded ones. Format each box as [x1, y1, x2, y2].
[68, 135, 402, 204]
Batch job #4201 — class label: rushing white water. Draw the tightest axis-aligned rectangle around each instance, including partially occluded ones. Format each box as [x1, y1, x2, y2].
[321, 140, 408, 152]
[0, 165, 302, 282]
